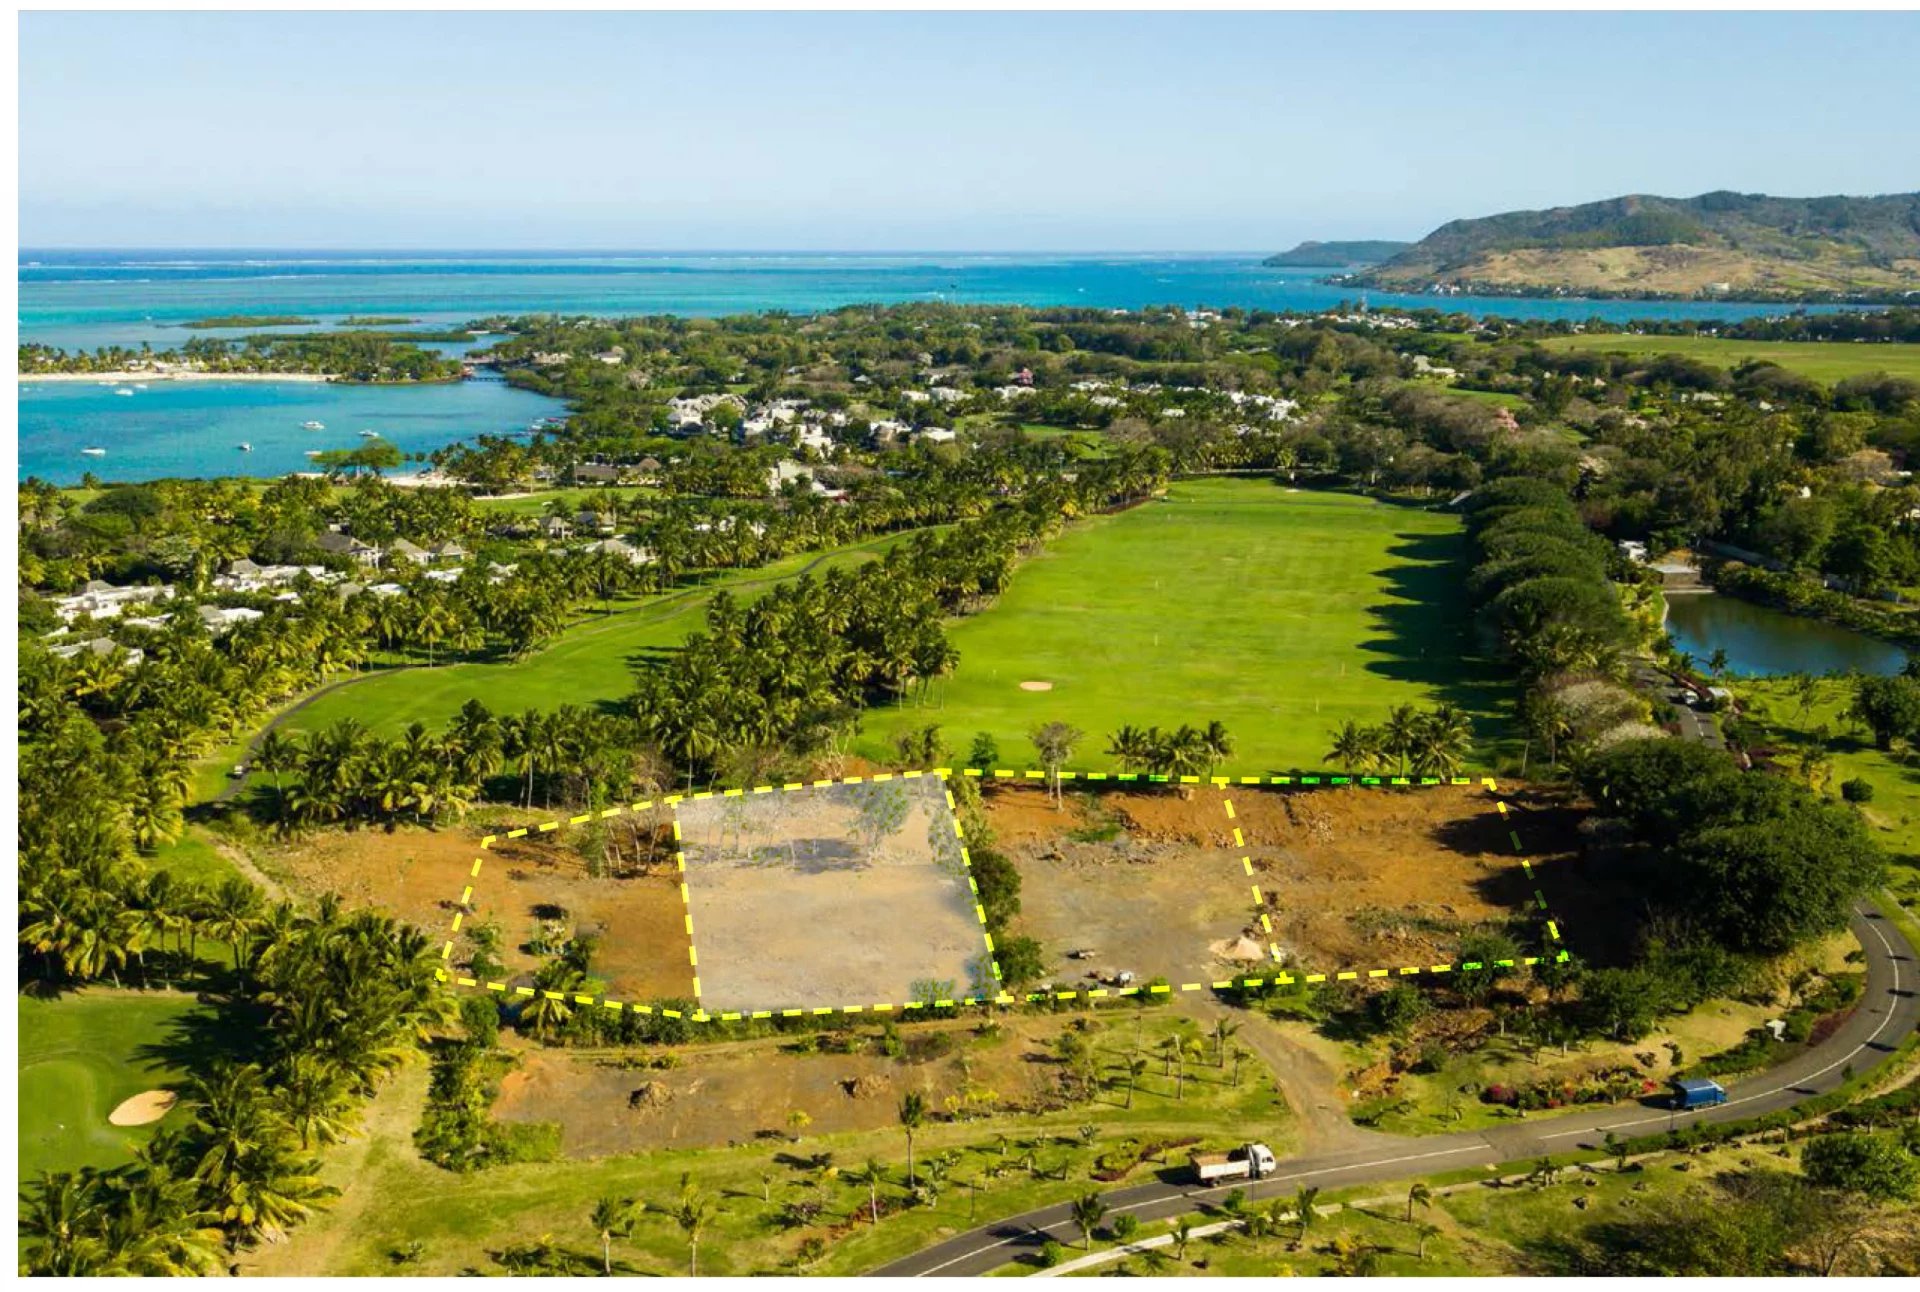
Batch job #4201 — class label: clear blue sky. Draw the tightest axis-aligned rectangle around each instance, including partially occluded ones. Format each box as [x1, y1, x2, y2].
[20, 11, 1920, 251]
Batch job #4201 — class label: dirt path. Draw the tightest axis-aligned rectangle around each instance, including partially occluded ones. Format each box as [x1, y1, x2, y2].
[212, 839, 288, 903]
[1182, 997, 1397, 1157]
[240, 1059, 432, 1277]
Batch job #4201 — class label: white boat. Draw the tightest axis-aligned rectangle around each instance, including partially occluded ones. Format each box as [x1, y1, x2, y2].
[114, 388, 135, 396]
[302, 420, 325, 430]
[359, 429, 382, 438]
[304, 450, 324, 458]
[81, 447, 107, 457]
[237, 443, 252, 452]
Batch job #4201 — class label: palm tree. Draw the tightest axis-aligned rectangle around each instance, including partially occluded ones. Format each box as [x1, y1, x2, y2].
[255, 728, 297, 795]
[1290, 1185, 1321, 1249]
[666, 1173, 715, 1278]
[1069, 1191, 1108, 1250]
[1414, 1220, 1441, 1261]
[589, 1195, 638, 1275]
[1405, 1180, 1433, 1223]
[205, 878, 263, 971]
[1326, 720, 1377, 775]
[1171, 1216, 1195, 1262]
[1200, 720, 1234, 779]
[853, 1157, 886, 1225]
[19, 1172, 106, 1275]
[1381, 705, 1421, 776]
[898, 1090, 927, 1187]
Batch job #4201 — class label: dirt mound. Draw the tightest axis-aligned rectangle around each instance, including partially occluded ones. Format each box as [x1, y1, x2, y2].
[627, 1081, 673, 1111]
[842, 1073, 891, 1100]
[108, 1090, 177, 1126]
[1209, 936, 1269, 964]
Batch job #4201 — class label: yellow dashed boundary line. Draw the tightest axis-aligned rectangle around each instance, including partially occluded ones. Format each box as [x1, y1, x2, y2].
[440, 767, 1486, 1020]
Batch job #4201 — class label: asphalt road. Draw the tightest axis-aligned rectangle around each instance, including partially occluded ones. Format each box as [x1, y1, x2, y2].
[873, 902, 1917, 1277]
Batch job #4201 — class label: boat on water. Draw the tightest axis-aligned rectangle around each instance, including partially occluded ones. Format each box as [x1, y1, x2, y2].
[302, 420, 325, 430]
[237, 443, 253, 452]
[359, 429, 382, 438]
[114, 388, 135, 396]
[304, 450, 324, 458]
[81, 447, 107, 457]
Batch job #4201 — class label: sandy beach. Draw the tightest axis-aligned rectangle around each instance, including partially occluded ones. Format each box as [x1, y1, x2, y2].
[19, 370, 333, 384]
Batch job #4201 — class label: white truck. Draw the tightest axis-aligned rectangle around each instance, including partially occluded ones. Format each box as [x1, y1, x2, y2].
[1189, 1142, 1278, 1185]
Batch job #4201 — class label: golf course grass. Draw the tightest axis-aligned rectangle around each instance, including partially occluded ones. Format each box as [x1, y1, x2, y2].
[859, 478, 1504, 772]
[1539, 333, 1920, 384]
[279, 530, 923, 739]
[18, 990, 228, 1179]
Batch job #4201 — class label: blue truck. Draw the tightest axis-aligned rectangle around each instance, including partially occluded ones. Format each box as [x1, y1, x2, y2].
[1671, 1078, 1729, 1110]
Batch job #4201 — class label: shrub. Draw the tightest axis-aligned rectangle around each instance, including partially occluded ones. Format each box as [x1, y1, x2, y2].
[1112, 1214, 1141, 1242]
[1841, 778, 1875, 803]
[1038, 1241, 1067, 1269]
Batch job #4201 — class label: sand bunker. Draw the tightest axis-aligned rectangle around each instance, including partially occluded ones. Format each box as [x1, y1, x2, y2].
[108, 1090, 177, 1126]
[1019, 680, 1054, 691]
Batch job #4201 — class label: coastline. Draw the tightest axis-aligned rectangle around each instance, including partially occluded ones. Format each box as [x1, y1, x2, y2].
[21, 370, 333, 384]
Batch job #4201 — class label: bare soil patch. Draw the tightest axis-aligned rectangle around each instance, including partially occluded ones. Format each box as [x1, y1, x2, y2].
[490, 1016, 1078, 1157]
[108, 1090, 177, 1126]
[1018, 680, 1054, 692]
[271, 821, 694, 1002]
[676, 778, 987, 1012]
[985, 782, 1547, 982]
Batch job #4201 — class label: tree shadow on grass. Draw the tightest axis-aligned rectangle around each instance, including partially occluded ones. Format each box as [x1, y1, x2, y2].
[1357, 531, 1508, 713]
[130, 996, 272, 1081]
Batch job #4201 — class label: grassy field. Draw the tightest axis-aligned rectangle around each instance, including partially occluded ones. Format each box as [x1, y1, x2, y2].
[279, 531, 921, 739]
[470, 485, 661, 517]
[248, 1009, 1290, 1276]
[1540, 333, 1920, 384]
[860, 479, 1504, 772]
[18, 990, 231, 1179]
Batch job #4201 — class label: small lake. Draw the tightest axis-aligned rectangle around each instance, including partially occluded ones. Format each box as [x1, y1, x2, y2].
[1665, 592, 1908, 677]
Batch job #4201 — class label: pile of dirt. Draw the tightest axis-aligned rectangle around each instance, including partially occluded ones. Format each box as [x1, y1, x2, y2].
[1208, 936, 1269, 964]
[627, 1081, 673, 1112]
[842, 1073, 891, 1100]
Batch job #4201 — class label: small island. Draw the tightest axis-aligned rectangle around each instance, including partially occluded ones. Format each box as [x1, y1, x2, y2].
[18, 332, 465, 384]
[180, 314, 319, 329]
[341, 315, 420, 326]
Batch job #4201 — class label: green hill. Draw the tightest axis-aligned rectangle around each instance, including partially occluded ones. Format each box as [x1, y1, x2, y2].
[1262, 239, 1410, 267]
[1351, 190, 1920, 300]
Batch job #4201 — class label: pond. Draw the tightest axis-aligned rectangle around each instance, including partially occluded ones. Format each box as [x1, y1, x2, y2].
[1664, 592, 1908, 678]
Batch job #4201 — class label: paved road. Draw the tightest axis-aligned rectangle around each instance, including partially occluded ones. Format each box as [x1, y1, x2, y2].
[873, 902, 1917, 1276]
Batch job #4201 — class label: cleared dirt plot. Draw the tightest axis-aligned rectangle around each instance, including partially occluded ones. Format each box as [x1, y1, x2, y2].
[491, 1018, 1070, 1156]
[273, 819, 695, 1002]
[986, 781, 1543, 984]
[984, 785, 1254, 989]
[676, 777, 991, 1013]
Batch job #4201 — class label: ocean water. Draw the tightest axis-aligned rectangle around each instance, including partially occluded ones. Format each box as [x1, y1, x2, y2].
[19, 378, 564, 485]
[17, 250, 1843, 484]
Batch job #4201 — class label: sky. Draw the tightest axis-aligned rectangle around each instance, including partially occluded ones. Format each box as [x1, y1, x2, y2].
[19, 11, 1920, 252]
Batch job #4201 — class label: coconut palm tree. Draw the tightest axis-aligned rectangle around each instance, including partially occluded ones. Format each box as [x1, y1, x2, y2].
[1326, 720, 1377, 775]
[852, 1157, 886, 1225]
[589, 1195, 639, 1275]
[898, 1091, 927, 1187]
[665, 1174, 715, 1278]
[1070, 1191, 1109, 1250]
[1405, 1180, 1433, 1223]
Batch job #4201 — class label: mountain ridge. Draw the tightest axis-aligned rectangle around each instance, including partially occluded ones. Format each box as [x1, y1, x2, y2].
[1335, 190, 1920, 301]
